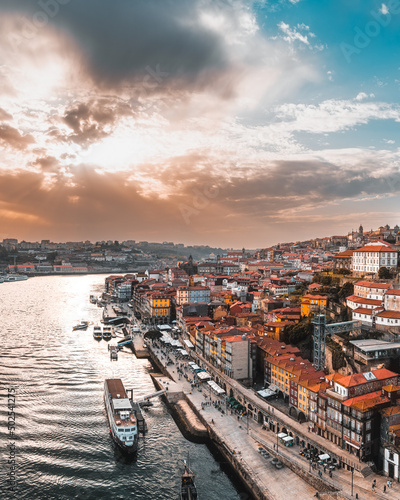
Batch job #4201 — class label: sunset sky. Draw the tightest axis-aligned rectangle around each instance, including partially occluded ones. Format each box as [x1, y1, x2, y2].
[0, 0, 399, 248]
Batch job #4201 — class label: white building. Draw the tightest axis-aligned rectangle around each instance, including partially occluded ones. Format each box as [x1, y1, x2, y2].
[352, 241, 398, 276]
[384, 446, 399, 481]
[176, 286, 211, 305]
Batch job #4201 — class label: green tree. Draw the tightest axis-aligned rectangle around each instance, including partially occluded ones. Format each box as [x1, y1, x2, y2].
[378, 267, 392, 279]
[286, 319, 313, 345]
[338, 281, 354, 301]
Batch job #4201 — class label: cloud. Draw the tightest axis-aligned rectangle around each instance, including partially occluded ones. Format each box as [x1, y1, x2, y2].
[32, 156, 61, 173]
[380, 3, 389, 15]
[0, 0, 231, 93]
[0, 124, 35, 150]
[60, 98, 133, 145]
[355, 92, 375, 101]
[273, 98, 400, 134]
[277, 20, 324, 51]
[0, 108, 13, 121]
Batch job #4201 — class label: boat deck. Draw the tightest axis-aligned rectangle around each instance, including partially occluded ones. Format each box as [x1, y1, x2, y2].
[106, 379, 127, 399]
[113, 411, 136, 428]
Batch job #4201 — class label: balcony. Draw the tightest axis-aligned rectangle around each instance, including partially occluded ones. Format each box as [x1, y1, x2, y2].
[326, 388, 348, 401]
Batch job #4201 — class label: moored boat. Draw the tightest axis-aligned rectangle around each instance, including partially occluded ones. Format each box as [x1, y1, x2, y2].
[93, 325, 102, 341]
[73, 321, 89, 331]
[104, 379, 139, 454]
[2, 274, 28, 282]
[180, 461, 197, 500]
[102, 325, 112, 341]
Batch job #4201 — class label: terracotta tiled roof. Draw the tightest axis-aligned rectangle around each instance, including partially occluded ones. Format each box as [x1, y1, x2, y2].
[381, 406, 400, 416]
[335, 250, 354, 257]
[354, 241, 397, 252]
[353, 307, 374, 315]
[335, 368, 397, 388]
[376, 311, 400, 319]
[343, 390, 390, 411]
[355, 281, 392, 290]
[346, 295, 382, 306]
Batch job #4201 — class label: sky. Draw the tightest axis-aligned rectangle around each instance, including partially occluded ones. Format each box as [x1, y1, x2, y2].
[0, 0, 399, 248]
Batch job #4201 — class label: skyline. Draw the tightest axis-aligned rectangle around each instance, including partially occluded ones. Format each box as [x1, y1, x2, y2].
[0, 1, 400, 247]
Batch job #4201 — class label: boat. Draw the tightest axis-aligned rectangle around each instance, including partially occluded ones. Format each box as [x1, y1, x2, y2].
[104, 379, 139, 454]
[2, 274, 28, 282]
[93, 325, 103, 341]
[102, 325, 113, 341]
[73, 321, 89, 331]
[180, 461, 197, 500]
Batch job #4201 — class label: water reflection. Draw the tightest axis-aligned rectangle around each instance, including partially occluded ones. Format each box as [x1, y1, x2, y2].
[0, 275, 244, 499]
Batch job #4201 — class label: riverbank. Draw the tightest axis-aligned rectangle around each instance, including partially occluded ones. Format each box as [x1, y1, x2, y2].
[147, 339, 323, 500]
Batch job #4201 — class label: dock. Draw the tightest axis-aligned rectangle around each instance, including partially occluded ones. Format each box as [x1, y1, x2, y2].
[150, 373, 208, 439]
[126, 388, 148, 434]
[132, 335, 149, 358]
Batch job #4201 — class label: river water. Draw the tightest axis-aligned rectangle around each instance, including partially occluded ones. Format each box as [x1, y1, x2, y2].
[0, 275, 245, 500]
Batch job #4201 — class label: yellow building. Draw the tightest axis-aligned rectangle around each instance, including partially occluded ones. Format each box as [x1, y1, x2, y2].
[149, 294, 170, 322]
[301, 294, 328, 317]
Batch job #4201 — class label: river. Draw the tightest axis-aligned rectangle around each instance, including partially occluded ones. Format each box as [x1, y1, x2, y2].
[0, 275, 245, 500]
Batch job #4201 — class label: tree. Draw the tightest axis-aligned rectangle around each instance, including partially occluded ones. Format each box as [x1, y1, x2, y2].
[47, 252, 58, 264]
[338, 281, 354, 302]
[286, 319, 313, 345]
[378, 267, 392, 279]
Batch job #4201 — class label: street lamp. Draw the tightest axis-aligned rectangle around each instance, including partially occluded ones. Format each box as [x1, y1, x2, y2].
[351, 466, 354, 497]
[276, 430, 279, 453]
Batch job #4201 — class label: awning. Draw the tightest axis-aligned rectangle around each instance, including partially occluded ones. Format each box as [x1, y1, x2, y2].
[207, 380, 225, 394]
[190, 364, 201, 371]
[319, 453, 330, 461]
[257, 389, 277, 398]
[184, 339, 194, 349]
[345, 441, 360, 450]
[283, 436, 294, 442]
[178, 349, 189, 356]
[277, 432, 287, 439]
[197, 371, 211, 381]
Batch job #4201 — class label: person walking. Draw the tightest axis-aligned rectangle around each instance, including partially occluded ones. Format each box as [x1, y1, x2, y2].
[384, 485, 386, 493]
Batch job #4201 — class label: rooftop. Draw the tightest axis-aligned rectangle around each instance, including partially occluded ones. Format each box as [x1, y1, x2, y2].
[350, 339, 400, 352]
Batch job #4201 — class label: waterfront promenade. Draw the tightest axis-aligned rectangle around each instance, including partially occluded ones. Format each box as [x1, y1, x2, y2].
[147, 338, 400, 500]
[149, 339, 318, 500]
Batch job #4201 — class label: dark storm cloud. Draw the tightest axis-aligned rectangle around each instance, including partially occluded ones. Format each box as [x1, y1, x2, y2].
[0, 124, 35, 149]
[0, 0, 228, 90]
